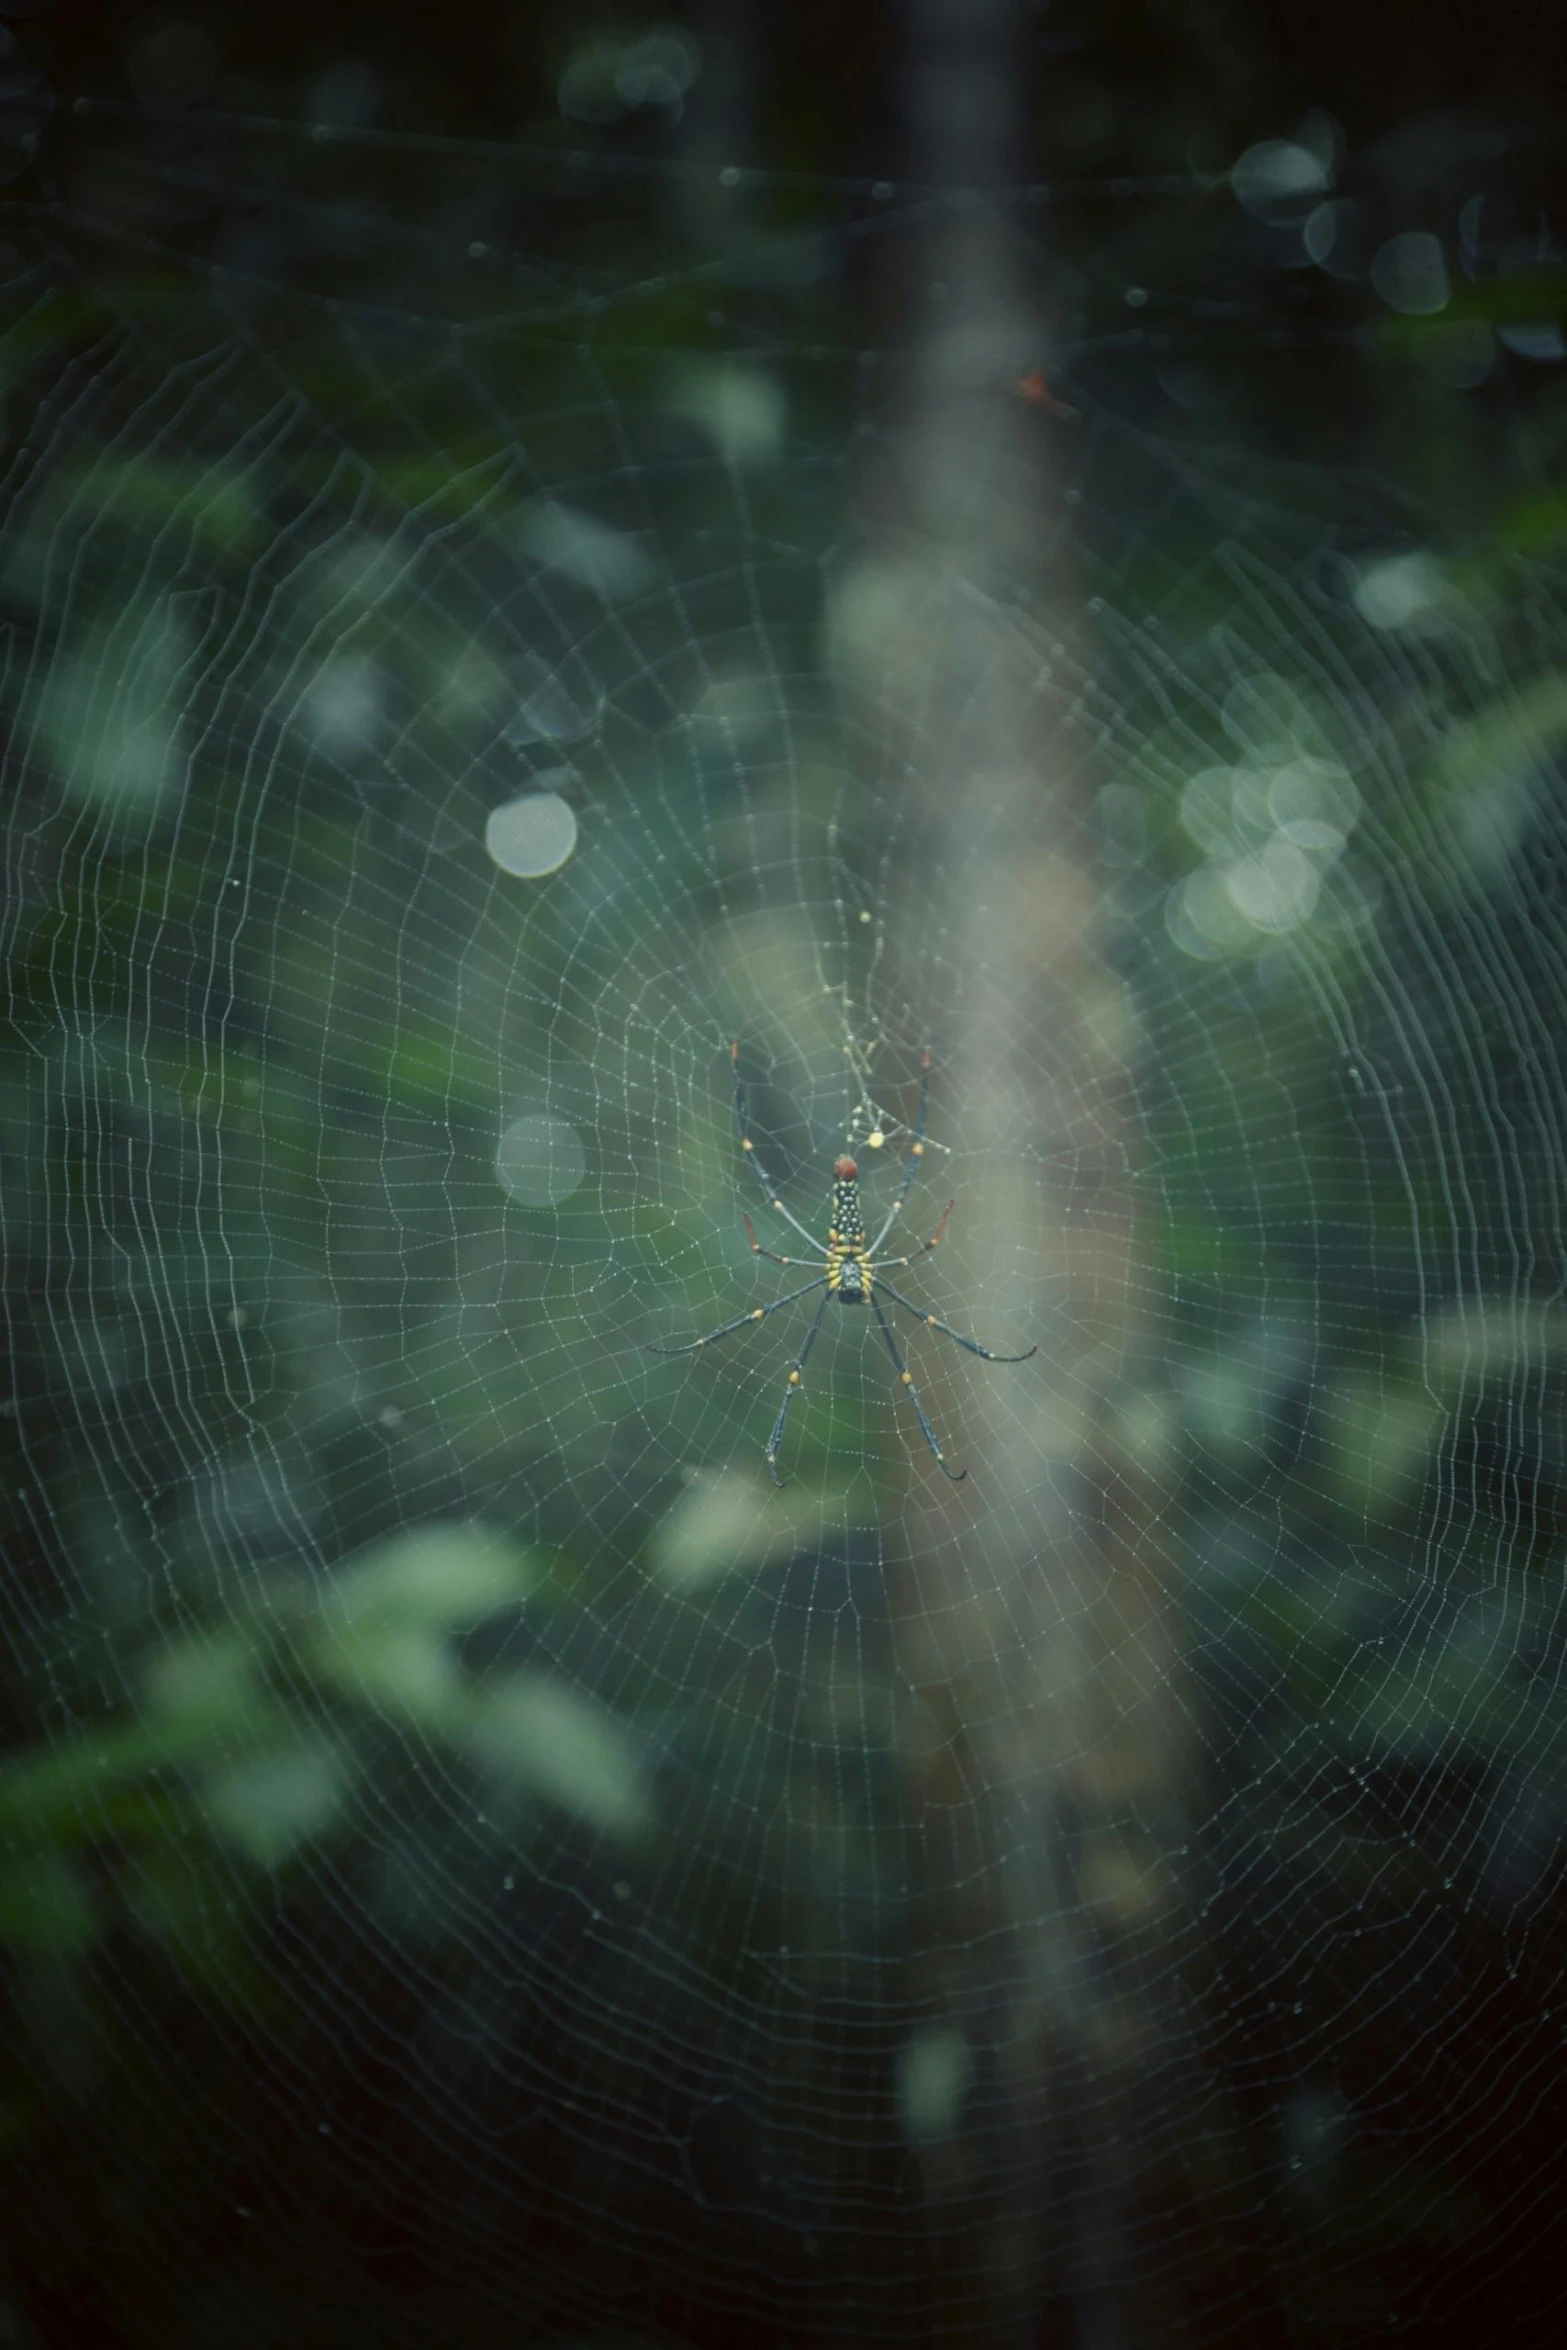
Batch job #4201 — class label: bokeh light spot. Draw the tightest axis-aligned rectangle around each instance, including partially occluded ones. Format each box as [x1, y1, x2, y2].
[1354, 552, 1456, 632]
[1370, 231, 1450, 316]
[485, 790, 578, 879]
[1230, 139, 1329, 222]
[496, 1114, 588, 1209]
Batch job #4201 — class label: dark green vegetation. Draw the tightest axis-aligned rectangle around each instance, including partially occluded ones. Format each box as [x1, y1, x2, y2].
[1, 4, 1566, 2346]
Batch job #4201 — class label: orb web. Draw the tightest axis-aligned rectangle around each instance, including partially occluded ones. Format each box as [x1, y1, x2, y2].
[2, 94, 1565, 2349]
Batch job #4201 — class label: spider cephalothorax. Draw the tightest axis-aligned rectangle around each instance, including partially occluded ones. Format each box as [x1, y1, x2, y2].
[648, 1045, 1036, 1485]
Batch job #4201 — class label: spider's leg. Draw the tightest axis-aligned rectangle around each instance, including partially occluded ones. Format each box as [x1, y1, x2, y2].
[869, 1294, 967, 1483]
[763, 1286, 833, 1488]
[878, 1281, 1038, 1365]
[742, 1213, 806, 1270]
[731, 1042, 824, 1252]
[871, 1200, 955, 1272]
[868, 1049, 933, 1253]
[648, 1277, 827, 1358]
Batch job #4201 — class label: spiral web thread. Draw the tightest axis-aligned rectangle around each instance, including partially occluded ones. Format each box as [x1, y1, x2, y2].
[2, 103, 1565, 2345]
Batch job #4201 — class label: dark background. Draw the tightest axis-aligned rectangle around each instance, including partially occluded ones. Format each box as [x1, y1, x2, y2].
[1, 3, 1566, 2348]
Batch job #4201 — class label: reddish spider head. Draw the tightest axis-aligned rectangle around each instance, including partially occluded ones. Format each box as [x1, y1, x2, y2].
[833, 1155, 858, 1182]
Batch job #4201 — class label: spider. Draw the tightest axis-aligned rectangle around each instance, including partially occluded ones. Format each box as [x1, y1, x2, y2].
[648, 1042, 1036, 1485]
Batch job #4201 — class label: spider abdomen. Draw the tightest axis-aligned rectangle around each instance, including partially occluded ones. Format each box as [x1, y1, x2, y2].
[830, 1167, 865, 1247]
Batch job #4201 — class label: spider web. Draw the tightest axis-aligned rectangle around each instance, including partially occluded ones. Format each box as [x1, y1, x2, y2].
[3, 89, 1567, 2350]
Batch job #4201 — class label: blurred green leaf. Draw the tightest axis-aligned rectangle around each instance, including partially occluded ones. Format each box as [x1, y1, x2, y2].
[648, 1467, 870, 1590]
[50, 455, 267, 558]
[466, 1677, 650, 1840]
[321, 1521, 538, 1630]
[0, 1849, 97, 1958]
[0, 1719, 226, 1842]
[1321, 1369, 1443, 1514]
[141, 1631, 261, 1735]
[22, 598, 193, 833]
[308, 1622, 465, 1729]
[200, 1739, 356, 1868]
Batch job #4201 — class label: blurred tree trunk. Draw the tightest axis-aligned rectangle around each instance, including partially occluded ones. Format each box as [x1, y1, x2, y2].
[832, 0, 1251, 2338]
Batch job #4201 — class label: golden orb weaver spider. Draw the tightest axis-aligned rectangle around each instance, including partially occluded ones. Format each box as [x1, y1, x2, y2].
[648, 1043, 1037, 1485]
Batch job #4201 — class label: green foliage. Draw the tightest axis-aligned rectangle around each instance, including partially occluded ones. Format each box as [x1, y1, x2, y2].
[1, 14, 1565, 2341]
